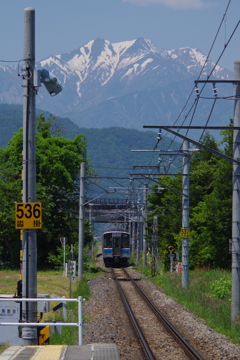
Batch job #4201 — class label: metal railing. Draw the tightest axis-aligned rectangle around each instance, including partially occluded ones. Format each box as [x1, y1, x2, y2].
[0, 296, 84, 345]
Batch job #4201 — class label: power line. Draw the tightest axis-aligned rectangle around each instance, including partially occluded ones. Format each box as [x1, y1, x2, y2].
[147, 0, 238, 176]
[0, 59, 23, 63]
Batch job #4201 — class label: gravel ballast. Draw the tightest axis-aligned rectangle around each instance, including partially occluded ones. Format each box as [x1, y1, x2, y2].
[83, 261, 240, 359]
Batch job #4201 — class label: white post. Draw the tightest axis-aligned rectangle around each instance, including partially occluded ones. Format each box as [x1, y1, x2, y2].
[78, 296, 83, 345]
[62, 296, 67, 321]
[64, 240, 66, 276]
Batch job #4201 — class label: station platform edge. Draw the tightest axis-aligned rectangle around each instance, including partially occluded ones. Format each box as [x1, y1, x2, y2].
[0, 343, 120, 360]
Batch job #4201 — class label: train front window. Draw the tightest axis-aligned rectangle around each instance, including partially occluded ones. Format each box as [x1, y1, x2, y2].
[104, 234, 112, 248]
[122, 234, 129, 248]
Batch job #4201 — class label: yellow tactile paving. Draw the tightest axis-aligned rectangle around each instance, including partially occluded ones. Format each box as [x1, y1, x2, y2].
[28, 345, 65, 360]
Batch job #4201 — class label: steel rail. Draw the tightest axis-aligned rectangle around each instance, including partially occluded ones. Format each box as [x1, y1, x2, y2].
[111, 268, 155, 360]
[122, 268, 204, 360]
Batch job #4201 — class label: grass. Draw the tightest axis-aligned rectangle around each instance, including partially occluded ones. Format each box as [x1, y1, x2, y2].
[2, 257, 239, 349]
[0, 345, 8, 354]
[49, 264, 103, 345]
[135, 262, 240, 345]
[49, 277, 93, 345]
[0, 270, 20, 295]
[0, 260, 103, 351]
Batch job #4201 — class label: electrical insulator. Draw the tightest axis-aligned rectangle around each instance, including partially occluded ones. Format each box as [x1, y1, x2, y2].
[213, 83, 218, 97]
[195, 86, 200, 97]
[157, 128, 162, 141]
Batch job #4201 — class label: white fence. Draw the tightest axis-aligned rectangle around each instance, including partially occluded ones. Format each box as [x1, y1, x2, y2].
[0, 296, 84, 345]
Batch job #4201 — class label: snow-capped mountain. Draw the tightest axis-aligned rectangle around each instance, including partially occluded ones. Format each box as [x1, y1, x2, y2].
[167, 47, 230, 79]
[0, 38, 233, 129]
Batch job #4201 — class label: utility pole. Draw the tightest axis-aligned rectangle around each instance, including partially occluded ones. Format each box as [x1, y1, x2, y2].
[128, 210, 132, 254]
[152, 215, 158, 276]
[78, 162, 85, 280]
[132, 216, 135, 258]
[22, 7, 37, 345]
[232, 61, 240, 326]
[143, 183, 148, 266]
[60, 237, 68, 276]
[124, 212, 127, 232]
[137, 209, 140, 261]
[182, 140, 190, 288]
[88, 204, 94, 258]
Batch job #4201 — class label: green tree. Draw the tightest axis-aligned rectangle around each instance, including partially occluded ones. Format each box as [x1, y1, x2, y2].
[189, 133, 232, 268]
[147, 175, 182, 268]
[0, 132, 22, 267]
[147, 131, 232, 270]
[0, 114, 91, 268]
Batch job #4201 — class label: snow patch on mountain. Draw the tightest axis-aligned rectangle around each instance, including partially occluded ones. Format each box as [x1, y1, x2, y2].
[167, 47, 226, 77]
[112, 40, 135, 56]
[0, 37, 233, 127]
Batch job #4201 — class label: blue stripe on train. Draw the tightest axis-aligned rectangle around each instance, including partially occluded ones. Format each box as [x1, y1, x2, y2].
[121, 248, 130, 257]
[103, 248, 130, 258]
[103, 248, 112, 257]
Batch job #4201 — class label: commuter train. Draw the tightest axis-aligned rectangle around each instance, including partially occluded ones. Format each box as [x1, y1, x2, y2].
[102, 230, 130, 266]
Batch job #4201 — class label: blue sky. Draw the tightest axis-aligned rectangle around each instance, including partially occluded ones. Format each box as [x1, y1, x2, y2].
[0, 0, 239, 71]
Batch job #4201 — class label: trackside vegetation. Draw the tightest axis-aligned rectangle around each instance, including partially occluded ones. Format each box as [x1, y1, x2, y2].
[0, 255, 103, 350]
[0, 109, 240, 347]
[135, 263, 240, 345]
[0, 265, 239, 348]
[0, 114, 93, 269]
[146, 126, 233, 270]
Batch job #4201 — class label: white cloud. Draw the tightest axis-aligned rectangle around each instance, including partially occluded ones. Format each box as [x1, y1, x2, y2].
[122, 0, 206, 10]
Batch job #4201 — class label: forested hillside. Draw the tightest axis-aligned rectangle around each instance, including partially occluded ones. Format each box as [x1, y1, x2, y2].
[0, 105, 180, 267]
[0, 104, 180, 194]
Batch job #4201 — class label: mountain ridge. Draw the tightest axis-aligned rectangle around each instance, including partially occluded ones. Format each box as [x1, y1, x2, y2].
[0, 38, 233, 130]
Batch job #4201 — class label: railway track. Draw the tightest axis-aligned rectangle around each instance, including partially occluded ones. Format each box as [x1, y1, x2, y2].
[111, 267, 204, 360]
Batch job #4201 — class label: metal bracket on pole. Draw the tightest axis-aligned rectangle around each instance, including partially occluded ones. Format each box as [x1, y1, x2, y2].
[143, 126, 240, 165]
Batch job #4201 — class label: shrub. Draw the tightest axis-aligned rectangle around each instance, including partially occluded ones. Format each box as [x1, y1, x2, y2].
[210, 276, 231, 300]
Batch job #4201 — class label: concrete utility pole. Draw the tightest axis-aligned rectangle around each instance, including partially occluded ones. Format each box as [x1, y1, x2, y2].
[182, 140, 190, 288]
[60, 237, 68, 276]
[78, 162, 86, 280]
[128, 210, 132, 253]
[231, 61, 240, 326]
[132, 217, 135, 258]
[124, 213, 128, 232]
[152, 215, 158, 276]
[137, 208, 141, 262]
[22, 7, 37, 345]
[143, 183, 148, 266]
[88, 204, 94, 258]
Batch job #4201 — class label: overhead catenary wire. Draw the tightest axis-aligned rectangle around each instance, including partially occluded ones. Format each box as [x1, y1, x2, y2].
[94, 3, 239, 195]
[134, 1, 231, 170]
[0, 58, 23, 63]
[168, 97, 218, 171]
[146, 0, 238, 179]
